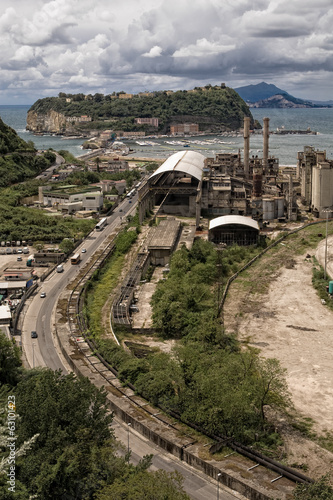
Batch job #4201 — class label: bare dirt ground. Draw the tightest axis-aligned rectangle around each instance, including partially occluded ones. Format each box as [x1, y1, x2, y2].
[223, 236, 333, 479]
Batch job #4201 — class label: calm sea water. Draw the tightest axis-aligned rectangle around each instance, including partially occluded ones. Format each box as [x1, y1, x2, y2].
[1, 104, 333, 165]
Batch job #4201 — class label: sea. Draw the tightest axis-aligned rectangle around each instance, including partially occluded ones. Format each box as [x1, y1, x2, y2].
[1, 104, 333, 166]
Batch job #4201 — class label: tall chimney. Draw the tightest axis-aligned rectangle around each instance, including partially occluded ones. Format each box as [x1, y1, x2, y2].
[263, 117, 270, 172]
[243, 117, 250, 179]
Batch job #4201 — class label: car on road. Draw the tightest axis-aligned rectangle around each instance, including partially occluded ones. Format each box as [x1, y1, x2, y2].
[40, 292, 46, 298]
[31, 331, 38, 338]
[129, 200, 132, 203]
[119, 209, 123, 212]
[17, 256, 22, 261]
[81, 248, 87, 253]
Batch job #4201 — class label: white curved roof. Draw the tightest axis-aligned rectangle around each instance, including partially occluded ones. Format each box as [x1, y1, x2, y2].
[209, 215, 259, 231]
[149, 150, 205, 182]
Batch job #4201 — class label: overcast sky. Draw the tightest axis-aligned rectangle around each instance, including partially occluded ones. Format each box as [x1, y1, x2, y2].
[1, 0, 333, 104]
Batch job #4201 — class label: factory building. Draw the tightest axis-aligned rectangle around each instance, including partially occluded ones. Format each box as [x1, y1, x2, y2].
[298, 146, 333, 218]
[147, 219, 181, 266]
[138, 150, 205, 225]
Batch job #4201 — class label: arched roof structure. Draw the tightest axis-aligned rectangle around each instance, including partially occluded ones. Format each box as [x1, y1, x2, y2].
[149, 150, 205, 182]
[209, 215, 259, 232]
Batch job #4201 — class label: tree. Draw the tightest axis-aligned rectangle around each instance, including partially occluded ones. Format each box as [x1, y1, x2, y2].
[0, 331, 22, 386]
[94, 156, 101, 173]
[293, 475, 333, 499]
[59, 237, 74, 254]
[95, 470, 190, 500]
[14, 370, 114, 497]
[255, 357, 292, 423]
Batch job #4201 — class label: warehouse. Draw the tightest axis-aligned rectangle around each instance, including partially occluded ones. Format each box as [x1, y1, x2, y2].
[209, 215, 259, 246]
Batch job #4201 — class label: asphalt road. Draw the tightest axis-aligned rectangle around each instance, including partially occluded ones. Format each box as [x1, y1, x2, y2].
[22, 194, 137, 371]
[112, 419, 244, 500]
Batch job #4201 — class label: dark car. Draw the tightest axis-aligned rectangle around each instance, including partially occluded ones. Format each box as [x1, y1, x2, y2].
[31, 331, 38, 338]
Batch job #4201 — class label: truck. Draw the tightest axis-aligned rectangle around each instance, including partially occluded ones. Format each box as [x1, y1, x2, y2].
[23, 247, 29, 254]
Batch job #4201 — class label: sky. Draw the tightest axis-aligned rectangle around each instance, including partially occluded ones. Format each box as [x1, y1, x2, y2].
[1, 0, 333, 105]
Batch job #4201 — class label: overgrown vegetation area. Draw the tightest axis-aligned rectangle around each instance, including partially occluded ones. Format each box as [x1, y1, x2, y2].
[29, 85, 254, 133]
[63, 166, 141, 190]
[0, 182, 96, 242]
[84, 238, 294, 451]
[84, 214, 140, 339]
[0, 332, 190, 500]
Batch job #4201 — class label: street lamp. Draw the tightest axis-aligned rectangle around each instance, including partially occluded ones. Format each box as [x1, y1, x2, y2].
[127, 422, 131, 462]
[217, 472, 222, 500]
[32, 342, 35, 369]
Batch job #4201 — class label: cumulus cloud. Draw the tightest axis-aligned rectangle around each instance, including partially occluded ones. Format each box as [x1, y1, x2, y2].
[143, 46, 163, 57]
[0, 0, 333, 103]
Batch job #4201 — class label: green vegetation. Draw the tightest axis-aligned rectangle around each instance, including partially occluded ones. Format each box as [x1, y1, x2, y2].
[0, 184, 96, 242]
[29, 85, 254, 133]
[0, 331, 189, 500]
[312, 256, 333, 312]
[84, 215, 140, 339]
[0, 334, 22, 386]
[292, 474, 333, 499]
[64, 167, 141, 189]
[0, 117, 56, 187]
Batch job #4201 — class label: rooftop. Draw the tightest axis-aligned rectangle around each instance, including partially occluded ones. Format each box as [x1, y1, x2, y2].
[148, 220, 181, 250]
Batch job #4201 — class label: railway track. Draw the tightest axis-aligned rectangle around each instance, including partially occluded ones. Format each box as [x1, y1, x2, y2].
[64, 235, 314, 493]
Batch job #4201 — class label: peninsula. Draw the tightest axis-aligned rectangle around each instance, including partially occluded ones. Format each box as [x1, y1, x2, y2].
[26, 84, 256, 137]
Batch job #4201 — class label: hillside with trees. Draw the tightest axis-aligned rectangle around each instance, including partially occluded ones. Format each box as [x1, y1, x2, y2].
[0, 117, 56, 187]
[27, 84, 256, 134]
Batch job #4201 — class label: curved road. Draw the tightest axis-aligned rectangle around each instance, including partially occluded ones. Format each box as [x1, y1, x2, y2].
[22, 194, 137, 370]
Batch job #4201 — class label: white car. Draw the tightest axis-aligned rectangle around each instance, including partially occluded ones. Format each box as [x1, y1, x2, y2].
[40, 292, 46, 298]
[81, 248, 87, 253]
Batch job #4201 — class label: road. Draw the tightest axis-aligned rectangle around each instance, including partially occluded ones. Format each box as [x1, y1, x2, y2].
[21, 194, 138, 371]
[112, 419, 244, 500]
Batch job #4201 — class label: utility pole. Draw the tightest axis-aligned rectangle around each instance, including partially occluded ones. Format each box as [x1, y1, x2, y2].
[127, 422, 131, 462]
[217, 472, 222, 500]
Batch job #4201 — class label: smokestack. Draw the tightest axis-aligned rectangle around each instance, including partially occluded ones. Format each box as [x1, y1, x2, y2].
[263, 117, 270, 172]
[243, 117, 250, 179]
[253, 161, 263, 198]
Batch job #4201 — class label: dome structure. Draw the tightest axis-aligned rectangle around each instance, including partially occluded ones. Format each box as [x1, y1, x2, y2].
[149, 150, 205, 182]
[209, 215, 259, 246]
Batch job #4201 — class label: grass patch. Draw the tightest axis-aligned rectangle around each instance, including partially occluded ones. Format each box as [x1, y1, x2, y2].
[85, 254, 125, 339]
[291, 416, 316, 439]
[317, 430, 333, 453]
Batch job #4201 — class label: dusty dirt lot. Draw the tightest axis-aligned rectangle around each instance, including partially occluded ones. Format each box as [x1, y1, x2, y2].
[223, 236, 333, 478]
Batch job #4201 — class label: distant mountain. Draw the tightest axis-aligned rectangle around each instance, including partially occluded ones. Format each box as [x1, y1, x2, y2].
[234, 82, 331, 108]
[234, 82, 287, 103]
[310, 99, 333, 107]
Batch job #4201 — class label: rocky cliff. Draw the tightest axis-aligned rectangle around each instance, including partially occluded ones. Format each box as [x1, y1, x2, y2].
[26, 110, 77, 135]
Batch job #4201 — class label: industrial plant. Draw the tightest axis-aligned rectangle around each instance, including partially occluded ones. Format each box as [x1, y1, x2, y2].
[137, 116, 333, 241]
